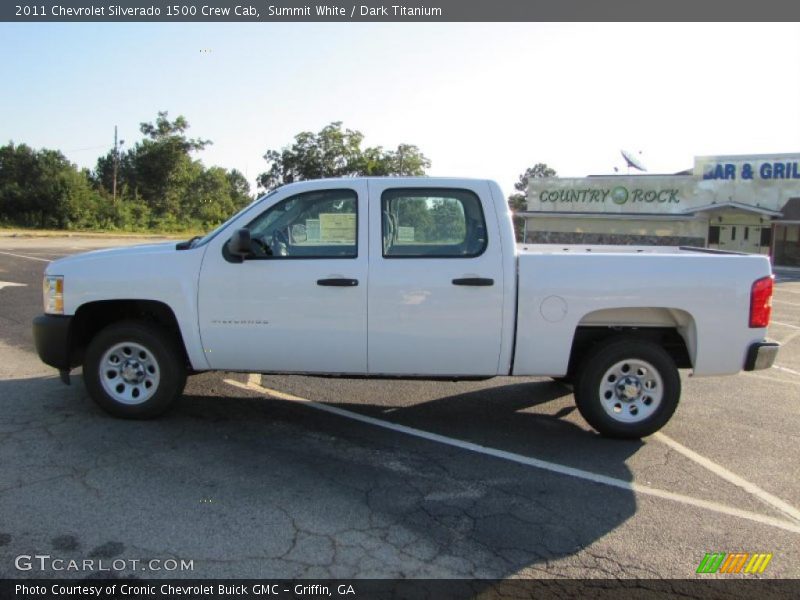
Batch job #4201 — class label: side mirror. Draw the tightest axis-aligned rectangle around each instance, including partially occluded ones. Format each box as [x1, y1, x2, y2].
[228, 228, 252, 260]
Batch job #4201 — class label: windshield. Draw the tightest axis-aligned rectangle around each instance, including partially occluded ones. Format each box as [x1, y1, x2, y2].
[191, 190, 278, 248]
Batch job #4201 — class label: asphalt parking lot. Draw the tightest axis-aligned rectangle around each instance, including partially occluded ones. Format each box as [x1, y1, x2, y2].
[0, 236, 798, 580]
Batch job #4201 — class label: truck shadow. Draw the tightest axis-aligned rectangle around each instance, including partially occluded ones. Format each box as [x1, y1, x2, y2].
[253, 375, 643, 480]
[316, 378, 638, 479]
[0, 375, 645, 578]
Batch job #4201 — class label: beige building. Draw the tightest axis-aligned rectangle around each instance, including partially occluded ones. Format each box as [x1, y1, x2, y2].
[522, 153, 800, 267]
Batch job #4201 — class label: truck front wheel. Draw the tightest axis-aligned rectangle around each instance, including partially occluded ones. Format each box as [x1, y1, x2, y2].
[83, 321, 186, 419]
[574, 338, 680, 439]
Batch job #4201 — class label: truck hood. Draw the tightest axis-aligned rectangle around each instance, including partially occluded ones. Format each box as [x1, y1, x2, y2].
[47, 241, 181, 273]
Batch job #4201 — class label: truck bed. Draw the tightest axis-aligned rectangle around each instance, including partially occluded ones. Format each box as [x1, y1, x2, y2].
[517, 244, 744, 255]
[512, 246, 772, 377]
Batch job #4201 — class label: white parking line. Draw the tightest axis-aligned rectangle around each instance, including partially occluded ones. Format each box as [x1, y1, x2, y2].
[772, 320, 800, 331]
[775, 331, 800, 347]
[223, 377, 800, 535]
[775, 288, 800, 295]
[653, 432, 800, 524]
[774, 364, 800, 376]
[0, 251, 51, 263]
[773, 299, 800, 307]
[746, 372, 800, 386]
[0, 281, 26, 290]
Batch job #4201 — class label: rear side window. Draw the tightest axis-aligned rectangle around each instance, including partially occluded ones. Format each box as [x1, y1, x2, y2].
[381, 188, 487, 258]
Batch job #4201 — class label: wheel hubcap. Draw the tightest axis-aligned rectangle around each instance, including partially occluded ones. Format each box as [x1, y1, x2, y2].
[99, 342, 160, 405]
[599, 359, 663, 423]
[121, 360, 145, 384]
[617, 376, 642, 401]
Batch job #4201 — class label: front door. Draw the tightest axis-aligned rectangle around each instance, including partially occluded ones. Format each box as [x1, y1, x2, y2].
[739, 225, 761, 254]
[718, 224, 761, 253]
[197, 182, 369, 374]
[366, 181, 505, 376]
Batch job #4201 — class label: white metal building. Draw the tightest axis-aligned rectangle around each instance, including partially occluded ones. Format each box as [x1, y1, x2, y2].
[522, 153, 800, 267]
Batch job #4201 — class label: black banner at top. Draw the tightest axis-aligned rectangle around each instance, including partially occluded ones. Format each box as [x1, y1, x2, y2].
[3, 0, 800, 22]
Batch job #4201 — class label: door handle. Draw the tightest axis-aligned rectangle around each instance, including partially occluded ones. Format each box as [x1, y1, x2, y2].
[317, 278, 359, 287]
[452, 277, 494, 286]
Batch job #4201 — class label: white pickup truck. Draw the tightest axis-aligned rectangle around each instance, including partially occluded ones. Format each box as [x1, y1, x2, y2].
[33, 177, 779, 438]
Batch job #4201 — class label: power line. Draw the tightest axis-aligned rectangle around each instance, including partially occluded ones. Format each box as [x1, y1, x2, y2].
[63, 144, 109, 152]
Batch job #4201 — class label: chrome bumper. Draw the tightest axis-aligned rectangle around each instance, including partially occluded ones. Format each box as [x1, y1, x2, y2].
[744, 342, 780, 371]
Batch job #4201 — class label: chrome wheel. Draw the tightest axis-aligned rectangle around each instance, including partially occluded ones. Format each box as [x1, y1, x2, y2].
[599, 358, 663, 424]
[99, 342, 160, 405]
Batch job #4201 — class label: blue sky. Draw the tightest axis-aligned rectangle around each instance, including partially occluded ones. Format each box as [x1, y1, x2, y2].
[2, 22, 799, 194]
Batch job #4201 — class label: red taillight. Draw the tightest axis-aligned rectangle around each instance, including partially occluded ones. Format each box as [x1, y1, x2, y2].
[749, 275, 774, 328]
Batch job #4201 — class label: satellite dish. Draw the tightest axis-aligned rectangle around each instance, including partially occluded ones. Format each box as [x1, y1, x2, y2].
[621, 149, 647, 172]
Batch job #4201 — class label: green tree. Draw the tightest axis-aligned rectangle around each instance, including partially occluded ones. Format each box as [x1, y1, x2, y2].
[358, 143, 430, 177]
[184, 166, 252, 228]
[258, 122, 431, 191]
[92, 112, 210, 216]
[508, 163, 557, 242]
[0, 142, 40, 225]
[3, 111, 252, 233]
[139, 113, 211, 153]
[395, 197, 434, 240]
[0, 142, 102, 229]
[226, 169, 251, 206]
[129, 111, 210, 217]
[91, 111, 251, 230]
[92, 149, 136, 200]
[430, 199, 465, 242]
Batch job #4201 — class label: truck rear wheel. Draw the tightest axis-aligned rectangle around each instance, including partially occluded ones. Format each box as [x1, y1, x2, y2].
[83, 321, 186, 419]
[574, 338, 680, 439]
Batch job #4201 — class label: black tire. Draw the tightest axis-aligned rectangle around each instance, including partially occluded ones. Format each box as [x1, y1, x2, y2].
[83, 321, 187, 419]
[574, 337, 680, 439]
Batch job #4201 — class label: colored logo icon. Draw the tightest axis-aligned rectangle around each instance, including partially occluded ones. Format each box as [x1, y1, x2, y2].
[611, 186, 629, 205]
[696, 552, 773, 574]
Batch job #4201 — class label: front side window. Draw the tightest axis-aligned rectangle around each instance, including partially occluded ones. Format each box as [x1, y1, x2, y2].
[244, 189, 357, 258]
[381, 188, 487, 258]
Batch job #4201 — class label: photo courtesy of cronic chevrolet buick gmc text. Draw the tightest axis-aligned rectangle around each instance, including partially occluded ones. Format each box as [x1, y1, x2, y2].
[32, 177, 779, 438]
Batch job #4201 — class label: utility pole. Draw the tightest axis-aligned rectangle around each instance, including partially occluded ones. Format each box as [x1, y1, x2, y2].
[112, 126, 124, 201]
[112, 126, 118, 201]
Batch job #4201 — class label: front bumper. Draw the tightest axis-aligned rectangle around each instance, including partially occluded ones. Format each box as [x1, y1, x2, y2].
[744, 341, 780, 371]
[32, 314, 73, 371]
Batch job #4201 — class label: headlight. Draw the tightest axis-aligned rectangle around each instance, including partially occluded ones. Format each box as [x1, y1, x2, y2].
[43, 275, 64, 314]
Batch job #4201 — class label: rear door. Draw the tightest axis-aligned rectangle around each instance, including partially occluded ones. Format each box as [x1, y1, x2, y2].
[367, 180, 504, 376]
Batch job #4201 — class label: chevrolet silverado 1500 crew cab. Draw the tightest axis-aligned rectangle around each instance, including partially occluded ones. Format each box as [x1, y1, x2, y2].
[33, 177, 779, 438]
